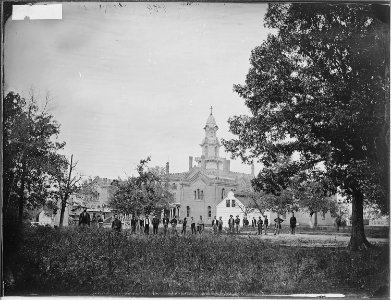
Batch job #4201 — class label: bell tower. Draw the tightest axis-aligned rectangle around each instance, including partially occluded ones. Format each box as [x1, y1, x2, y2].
[195, 107, 228, 170]
[201, 106, 221, 158]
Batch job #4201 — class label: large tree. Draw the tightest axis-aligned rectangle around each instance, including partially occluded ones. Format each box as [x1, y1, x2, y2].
[222, 4, 389, 250]
[109, 157, 173, 216]
[49, 154, 82, 227]
[3, 92, 66, 228]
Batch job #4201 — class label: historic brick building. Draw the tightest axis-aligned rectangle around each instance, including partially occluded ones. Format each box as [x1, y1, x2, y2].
[166, 110, 254, 221]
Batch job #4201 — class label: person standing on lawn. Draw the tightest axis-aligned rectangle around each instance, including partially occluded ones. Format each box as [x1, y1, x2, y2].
[235, 215, 241, 234]
[264, 215, 269, 235]
[144, 215, 150, 235]
[171, 215, 178, 235]
[152, 215, 160, 234]
[79, 208, 91, 227]
[162, 214, 170, 236]
[97, 215, 104, 228]
[252, 217, 257, 229]
[212, 216, 218, 234]
[139, 216, 144, 233]
[274, 216, 284, 235]
[182, 217, 187, 235]
[112, 214, 122, 232]
[191, 217, 196, 234]
[131, 215, 137, 234]
[197, 216, 204, 234]
[257, 216, 263, 235]
[91, 213, 97, 227]
[290, 212, 297, 235]
[218, 217, 223, 234]
[244, 216, 249, 230]
[228, 215, 235, 234]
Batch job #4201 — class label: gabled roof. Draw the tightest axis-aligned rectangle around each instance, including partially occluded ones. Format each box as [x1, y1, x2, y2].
[217, 191, 245, 207]
[186, 169, 213, 185]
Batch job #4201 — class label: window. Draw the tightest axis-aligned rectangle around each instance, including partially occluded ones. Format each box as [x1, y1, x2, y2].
[194, 191, 197, 199]
[187, 206, 190, 217]
[197, 189, 200, 199]
[232, 200, 235, 207]
[222, 188, 225, 199]
[226, 199, 230, 207]
[201, 190, 204, 200]
[172, 183, 177, 190]
[322, 212, 326, 220]
[208, 206, 211, 218]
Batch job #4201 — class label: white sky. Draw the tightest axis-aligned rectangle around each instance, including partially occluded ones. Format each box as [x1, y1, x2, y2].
[5, 2, 271, 179]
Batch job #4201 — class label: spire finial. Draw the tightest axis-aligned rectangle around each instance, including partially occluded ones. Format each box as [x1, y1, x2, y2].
[210, 106, 213, 115]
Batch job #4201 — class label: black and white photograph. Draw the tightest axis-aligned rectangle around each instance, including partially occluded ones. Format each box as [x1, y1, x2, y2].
[2, 1, 390, 297]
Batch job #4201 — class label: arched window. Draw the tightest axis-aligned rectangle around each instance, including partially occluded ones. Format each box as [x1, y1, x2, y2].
[194, 191, 197, 199]
[221, 188, 225, 199]
[208, 206, 211, 218]
[187, 206, 190, 217]
[197, 189, 200, 199]
[201, 190, 204, 200]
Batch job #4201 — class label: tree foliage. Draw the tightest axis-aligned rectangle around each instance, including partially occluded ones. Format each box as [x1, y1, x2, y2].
[3, 91, 66, 226]
[222, 4, 389, 249]
[296, 179, 339, 222]
[109, 157, 173, 215]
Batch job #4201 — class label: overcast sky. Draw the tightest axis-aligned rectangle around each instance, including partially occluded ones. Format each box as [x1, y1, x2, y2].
[5, 2, 271, 179]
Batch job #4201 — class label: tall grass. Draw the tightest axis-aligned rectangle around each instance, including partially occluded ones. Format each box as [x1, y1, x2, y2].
[4, 226, 389, 296]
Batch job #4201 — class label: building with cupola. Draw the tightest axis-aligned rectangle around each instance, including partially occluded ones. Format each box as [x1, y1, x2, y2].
[165, 109, 255, 221]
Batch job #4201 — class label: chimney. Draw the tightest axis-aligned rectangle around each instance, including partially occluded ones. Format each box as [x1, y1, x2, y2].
[166, 162, 170, 175]
[223, 160, 230, 172]
[189, 156, 193, 171]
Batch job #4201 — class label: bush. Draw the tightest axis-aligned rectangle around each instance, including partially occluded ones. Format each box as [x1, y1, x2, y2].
[3, 226, 389, 296]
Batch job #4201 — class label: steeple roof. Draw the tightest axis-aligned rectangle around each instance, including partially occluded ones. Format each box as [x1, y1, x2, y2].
[206, 113, 217, 126]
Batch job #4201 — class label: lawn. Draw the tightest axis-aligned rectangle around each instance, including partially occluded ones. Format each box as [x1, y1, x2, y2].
[3, 226, 389, 297]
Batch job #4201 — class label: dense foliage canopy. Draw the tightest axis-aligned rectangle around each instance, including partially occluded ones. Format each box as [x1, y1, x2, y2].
[109, 157, 173, 215]
[3, 92, 67, 225]
[222, 4, 389, 249]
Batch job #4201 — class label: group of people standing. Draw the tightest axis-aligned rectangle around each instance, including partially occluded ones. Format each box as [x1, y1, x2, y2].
[78, 208, 104, 228]
[225, 215, 270, 235]
[79, 208, 298, 236]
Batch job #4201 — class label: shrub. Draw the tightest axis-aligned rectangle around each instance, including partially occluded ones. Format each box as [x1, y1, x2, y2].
[3, 226, 389, 296]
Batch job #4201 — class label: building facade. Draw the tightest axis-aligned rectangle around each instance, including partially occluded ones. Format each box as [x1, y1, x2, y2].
[166, 111, 254, 222]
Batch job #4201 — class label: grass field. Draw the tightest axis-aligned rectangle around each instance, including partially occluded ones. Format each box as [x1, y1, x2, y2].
[4, 226, 389, 297]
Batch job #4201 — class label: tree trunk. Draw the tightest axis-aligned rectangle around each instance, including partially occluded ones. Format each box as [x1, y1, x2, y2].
[59, 154, 73, 227]
[314, 212, 318, 228]
[309, 212, 314, 228]
[59, 194, 68, 227]
[17, 174, 26, 231]
[349, 188, 371, 250]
